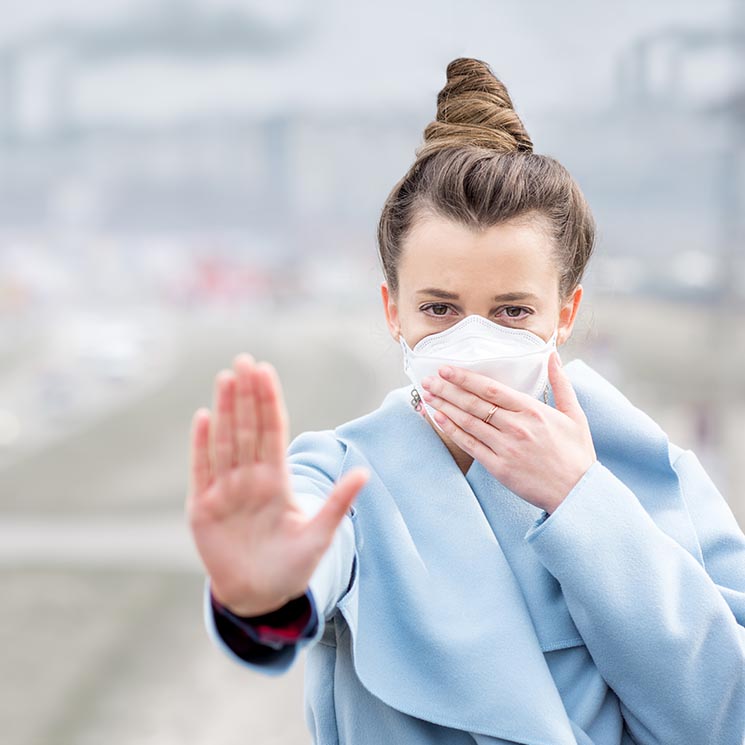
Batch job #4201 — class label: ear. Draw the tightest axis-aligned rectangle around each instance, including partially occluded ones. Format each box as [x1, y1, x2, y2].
[556, 284, 583, 347]
[381, 281, 401, 341]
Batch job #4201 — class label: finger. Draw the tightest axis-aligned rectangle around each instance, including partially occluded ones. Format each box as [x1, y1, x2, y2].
[307, 467, 370, 545]
[211, 370, 237, 477]
[422, 376, 506, 428]
[547, 352, 582, 419]
[253, 361, 289, 465]
[233, 353, 258, 464]
[436, 365, 531, 412]
[426, 395, 506, 447]
[431, 409, 504, 476]
[189, 407, 212, 499]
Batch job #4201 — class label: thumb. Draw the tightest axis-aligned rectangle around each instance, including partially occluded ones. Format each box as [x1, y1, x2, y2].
[548, 351, 582, 419]
[308, 467, 370, 545]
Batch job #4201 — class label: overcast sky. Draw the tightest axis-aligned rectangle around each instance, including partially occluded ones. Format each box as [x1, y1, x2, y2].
[0, 0, 734, 124]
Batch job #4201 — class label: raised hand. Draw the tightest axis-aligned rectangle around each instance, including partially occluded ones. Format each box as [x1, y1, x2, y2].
[186, 353, 369, 617]
[420, 351, 597, 514]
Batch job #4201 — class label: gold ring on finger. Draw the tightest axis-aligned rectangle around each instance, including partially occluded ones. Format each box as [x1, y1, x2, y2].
[482, 403, 499, 425]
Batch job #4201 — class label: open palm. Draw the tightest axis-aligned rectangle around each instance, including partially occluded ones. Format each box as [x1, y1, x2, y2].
[186, 354, 369, 617]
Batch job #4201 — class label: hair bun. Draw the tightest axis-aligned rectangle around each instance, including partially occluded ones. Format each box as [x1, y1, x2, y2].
[417, 57, 533, 158]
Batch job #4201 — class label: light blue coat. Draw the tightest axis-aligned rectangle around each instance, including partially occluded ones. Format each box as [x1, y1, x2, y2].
[204, 360, 745, 745]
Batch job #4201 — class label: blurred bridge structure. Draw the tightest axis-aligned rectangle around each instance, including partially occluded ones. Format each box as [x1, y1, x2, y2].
[605, 0, 745, 514]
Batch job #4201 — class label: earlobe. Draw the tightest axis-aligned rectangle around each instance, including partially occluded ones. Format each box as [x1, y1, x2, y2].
[556, 284, 583, 346]
[380, 281, 401, 341]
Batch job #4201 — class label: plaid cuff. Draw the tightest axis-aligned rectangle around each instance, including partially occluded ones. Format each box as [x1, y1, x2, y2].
[211, 590, 318, 652]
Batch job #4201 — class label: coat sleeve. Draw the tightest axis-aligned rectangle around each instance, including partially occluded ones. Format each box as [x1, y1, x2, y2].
[203, 429, 357, 676]
[524, 448, 745, 745]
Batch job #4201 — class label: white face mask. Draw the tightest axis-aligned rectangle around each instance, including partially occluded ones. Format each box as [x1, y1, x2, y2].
[399, 314, 557, 430]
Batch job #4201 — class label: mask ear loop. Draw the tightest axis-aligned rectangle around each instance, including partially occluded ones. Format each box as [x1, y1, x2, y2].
[410, 388, 423, 411]
[543, 327, 559, 405]
[400, 335, 423, 413]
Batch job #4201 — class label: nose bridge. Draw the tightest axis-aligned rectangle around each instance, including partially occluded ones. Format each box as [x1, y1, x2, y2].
[462, 310, 492, 322]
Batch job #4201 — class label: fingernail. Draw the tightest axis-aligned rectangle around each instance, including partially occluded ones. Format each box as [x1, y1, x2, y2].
[439, 365, 453, 378]
[235, 353, 254, 368]
[421, 376, 433, 389]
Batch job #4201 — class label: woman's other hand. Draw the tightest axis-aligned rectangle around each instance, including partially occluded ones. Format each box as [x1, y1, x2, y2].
[186, 354, 369, 617]
[420, 351, 596, 514]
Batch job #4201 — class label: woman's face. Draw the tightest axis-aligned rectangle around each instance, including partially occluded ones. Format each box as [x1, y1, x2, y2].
[382, 212, 583, 350]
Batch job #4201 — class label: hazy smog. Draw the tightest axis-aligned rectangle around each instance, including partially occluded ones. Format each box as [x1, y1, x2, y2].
[1, 1, 744, 742]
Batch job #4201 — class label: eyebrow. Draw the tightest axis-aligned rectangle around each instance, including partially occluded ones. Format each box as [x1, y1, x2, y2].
[415, 288, 540, 303]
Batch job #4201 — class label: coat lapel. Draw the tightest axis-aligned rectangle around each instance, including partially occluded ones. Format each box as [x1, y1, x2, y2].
[332, 359, 702, 743]
[558, 360, 703, 565]
[464, 359, 704, 655]
[464, 460, 585, 652]
[335, 389, 578, 745]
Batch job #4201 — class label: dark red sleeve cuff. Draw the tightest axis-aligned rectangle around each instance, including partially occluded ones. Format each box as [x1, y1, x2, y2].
[211, 590, 318, 656]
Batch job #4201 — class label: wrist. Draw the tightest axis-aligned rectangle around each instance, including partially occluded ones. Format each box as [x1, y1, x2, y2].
[543, 457, 597, 515]
[210, 583, 293, 619]
[212, 592, 302, 623]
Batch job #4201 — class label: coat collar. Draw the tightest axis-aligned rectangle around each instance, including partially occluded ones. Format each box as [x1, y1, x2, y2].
[335, 382, 577, 743]
[332, 358, 701, 743]
[555, 360, 702, 563]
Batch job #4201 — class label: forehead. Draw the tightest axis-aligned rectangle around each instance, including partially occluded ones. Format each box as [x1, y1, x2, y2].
[398, 212, 558, 294]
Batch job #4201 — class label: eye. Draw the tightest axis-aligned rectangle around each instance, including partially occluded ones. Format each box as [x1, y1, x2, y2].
[421, 303, 454, 317]
[499, 306, 531, 320]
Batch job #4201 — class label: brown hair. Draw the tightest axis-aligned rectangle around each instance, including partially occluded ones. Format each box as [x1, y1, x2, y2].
[377, 57, 596, 302]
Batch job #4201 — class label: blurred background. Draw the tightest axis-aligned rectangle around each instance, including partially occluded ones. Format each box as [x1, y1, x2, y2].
[1, 0, 744, 743]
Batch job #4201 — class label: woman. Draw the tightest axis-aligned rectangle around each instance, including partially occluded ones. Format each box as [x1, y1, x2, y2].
[186, 58, 745, 744]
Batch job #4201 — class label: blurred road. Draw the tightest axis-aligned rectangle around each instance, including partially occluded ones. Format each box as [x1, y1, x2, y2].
[1, 297, 743, 745]
[0, 303, 405, 745]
